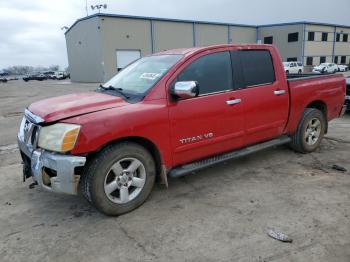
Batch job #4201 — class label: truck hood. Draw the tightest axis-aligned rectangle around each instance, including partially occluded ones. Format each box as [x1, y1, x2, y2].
[28, 92, 128, 123]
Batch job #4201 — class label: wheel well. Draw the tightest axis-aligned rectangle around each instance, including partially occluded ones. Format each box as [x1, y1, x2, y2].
[93, 137, 163, 181]
[306, 100, 328, 133]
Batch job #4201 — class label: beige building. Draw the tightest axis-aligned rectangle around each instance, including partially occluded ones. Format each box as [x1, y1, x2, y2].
[65, 14, 257, 82]
[258, 22, 350, 71]
[65, 14, 350, 82]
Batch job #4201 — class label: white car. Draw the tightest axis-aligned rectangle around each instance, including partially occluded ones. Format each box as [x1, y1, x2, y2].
[54, 72, 66, 80]
[337, 64, 349, 72]
[283, 61, 303, 74]
[312, 63, 338, 74]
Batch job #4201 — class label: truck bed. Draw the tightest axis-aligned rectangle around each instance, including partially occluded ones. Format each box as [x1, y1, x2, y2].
[285, 73, 345, 134]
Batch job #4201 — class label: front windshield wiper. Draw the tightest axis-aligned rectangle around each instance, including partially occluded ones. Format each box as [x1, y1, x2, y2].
[99, 84, 130, 100]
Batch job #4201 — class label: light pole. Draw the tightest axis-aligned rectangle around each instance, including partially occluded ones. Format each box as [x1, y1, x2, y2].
[91, 4, 107, 13]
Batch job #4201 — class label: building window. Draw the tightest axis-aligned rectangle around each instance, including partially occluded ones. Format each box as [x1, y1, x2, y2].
[320, 56, 326, 63]
[336, 33, 340, 42]
[264, 36, 273, 44]
[334, 56, 338, 64]
[321, 33, 328, 41]
[306, 57, 313, 66]
[287, 57, 297, 62]
[343, 34, 348, 42]
[341, 56, 346, 64]
[308, 32, 315, 41]
[288, 32, 299, 42]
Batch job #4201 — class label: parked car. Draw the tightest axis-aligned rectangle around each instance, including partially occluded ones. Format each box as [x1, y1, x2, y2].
[23, 74, 46, 82]
[312, 63, 338, 74]
[0, 76, 18, 82]
[18, 44, 346, 216]
[54, 71, 68, 80]
[346, 76, 350, 111]
[43, 71, 57, 79]
[337, 64, 349, 72]
[283, 61, 303, 74]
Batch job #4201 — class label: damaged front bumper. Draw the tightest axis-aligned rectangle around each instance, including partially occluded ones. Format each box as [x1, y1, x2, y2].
[17, 116, 86, 195]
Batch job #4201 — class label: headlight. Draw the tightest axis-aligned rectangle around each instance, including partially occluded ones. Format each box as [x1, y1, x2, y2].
[38, 123, 81, 153]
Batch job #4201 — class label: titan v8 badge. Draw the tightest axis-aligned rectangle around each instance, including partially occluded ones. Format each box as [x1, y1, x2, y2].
[179, 133, 214, 144]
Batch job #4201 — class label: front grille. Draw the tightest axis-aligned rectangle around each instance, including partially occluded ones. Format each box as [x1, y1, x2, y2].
[20, 116, 40, 149]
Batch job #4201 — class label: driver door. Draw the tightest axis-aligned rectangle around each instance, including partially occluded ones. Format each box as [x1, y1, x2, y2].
[168, 51, 245, 166]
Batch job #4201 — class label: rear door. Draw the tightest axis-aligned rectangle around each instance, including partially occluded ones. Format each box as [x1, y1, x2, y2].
[236, 50, 289, 145]
[168, 51, 245, 166]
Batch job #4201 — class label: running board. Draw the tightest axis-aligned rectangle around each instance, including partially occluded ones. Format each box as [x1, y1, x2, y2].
[168, 136, 291, 178]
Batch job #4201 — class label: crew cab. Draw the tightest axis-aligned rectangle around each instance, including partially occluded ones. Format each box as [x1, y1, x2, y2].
[283, 61, 303, 74]
[18, 44, 346, 216]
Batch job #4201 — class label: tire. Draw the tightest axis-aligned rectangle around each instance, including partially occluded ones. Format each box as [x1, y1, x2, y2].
[286, 70, 289, 75]
[80, 142, 156, 216]
[298, 70, 302, 74]
[290, 108, 326, 153]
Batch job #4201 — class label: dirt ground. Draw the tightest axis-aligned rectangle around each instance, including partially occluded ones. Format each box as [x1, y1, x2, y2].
[0, 77, 349, 262]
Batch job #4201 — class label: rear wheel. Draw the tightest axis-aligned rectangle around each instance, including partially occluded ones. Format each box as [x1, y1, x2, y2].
[80, 142, 156, 216]
[298, 70, 302, 74]
[290, 108, 326, 153]
[286, 70, 289, 75]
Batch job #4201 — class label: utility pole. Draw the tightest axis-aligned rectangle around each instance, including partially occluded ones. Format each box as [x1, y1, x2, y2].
[85, 0, 89, 16]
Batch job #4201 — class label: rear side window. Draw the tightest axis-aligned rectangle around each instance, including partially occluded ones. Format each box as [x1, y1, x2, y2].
[177, 52, 233, 95]
[238, 50, 276, 87]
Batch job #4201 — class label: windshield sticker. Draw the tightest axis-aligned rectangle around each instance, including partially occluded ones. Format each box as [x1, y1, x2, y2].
[140, 73, 161, 80]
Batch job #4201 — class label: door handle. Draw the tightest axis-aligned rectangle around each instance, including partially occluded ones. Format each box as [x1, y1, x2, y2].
[226, 98, 241, 105]
[274, 90, 286, 96]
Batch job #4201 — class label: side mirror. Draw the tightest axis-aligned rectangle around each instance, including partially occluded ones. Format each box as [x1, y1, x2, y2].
[171, 81, 199, 100]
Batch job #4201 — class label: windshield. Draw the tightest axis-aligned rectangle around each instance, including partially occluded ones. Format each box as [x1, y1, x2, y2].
[283, 62, 289, 67]
[102, 54, 182, 96]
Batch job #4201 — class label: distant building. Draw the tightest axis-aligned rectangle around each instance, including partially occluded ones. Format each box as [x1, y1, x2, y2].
[258, 22, 350, 69]
[65, 13, 350, 82]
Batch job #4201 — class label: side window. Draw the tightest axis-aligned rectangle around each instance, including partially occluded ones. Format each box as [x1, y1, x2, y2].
[238, 50, 276, 87]
[177, 52, 233, 95]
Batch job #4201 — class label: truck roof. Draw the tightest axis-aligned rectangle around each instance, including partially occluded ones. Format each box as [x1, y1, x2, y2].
[154, 44, 274, 57]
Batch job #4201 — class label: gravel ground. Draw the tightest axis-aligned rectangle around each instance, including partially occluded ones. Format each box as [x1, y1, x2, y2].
[0, 77, 349, 262]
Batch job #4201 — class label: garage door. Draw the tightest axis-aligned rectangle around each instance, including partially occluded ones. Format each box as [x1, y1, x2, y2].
[116, 50, 141, 72]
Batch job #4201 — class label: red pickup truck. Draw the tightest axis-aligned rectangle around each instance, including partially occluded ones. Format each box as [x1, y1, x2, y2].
[18, 44, 346, 215]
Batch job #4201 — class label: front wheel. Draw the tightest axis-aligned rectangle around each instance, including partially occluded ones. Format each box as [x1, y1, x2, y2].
[290, 108, 326, 153]
[80, 142, 156, 216]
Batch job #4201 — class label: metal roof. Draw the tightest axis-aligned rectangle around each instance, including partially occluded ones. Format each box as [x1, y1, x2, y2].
[65, 13, 350, 35]
[258, 21, 350, 28]
[65, 13, 257, 34]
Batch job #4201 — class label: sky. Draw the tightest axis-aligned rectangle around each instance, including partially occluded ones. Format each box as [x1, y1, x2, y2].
[0, 0, 349, 70]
